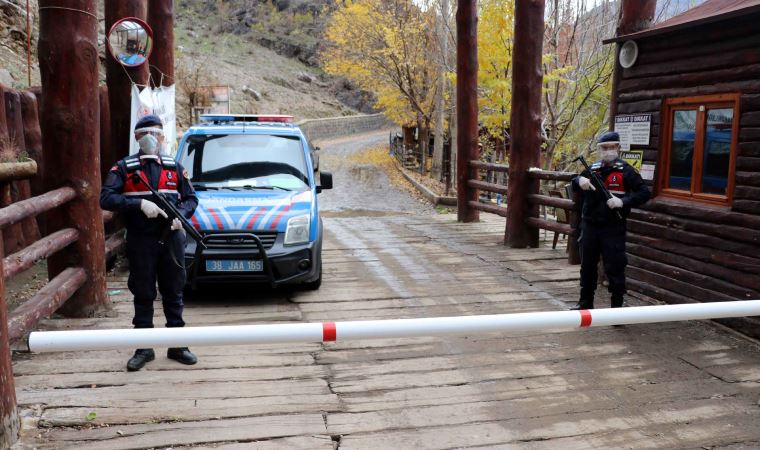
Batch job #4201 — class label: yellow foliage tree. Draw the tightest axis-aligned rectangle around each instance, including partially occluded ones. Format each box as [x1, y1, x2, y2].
[477, 0, 514, 142]
[322, 0, 440, 168]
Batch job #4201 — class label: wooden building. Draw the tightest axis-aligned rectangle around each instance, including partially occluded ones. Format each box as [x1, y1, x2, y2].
[606, 0, 760, 338]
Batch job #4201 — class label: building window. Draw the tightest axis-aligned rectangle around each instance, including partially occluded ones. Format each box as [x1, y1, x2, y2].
[659, 94, 738, 205]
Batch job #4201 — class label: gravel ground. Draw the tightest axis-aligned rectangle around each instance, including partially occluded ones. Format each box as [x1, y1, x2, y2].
[316, 131, 436, 217]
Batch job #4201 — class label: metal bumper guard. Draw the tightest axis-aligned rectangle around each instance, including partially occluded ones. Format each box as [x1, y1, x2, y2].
[188, 232, 313, 289]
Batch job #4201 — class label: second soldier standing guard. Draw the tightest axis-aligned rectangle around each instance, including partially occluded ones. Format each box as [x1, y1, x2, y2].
[571, 131, 651, 310]
[100, 114, 199, 371]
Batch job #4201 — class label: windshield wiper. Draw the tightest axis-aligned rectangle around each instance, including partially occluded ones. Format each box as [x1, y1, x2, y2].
[239, 185, 292, 191]
[192, 183, 220, 191]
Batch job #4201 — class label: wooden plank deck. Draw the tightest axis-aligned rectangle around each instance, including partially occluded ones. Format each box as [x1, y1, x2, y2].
[12, 214, 760, 449]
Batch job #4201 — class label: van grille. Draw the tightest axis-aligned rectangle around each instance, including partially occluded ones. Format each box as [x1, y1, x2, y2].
[204, 232, 277, 249]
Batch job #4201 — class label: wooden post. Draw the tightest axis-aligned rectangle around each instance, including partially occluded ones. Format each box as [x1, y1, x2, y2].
[20, 91, 45, 235]
[0, 85, 23, 255]
[99, 86, 112, 182]
[568, 190, 581, 265]
[609, 0, 656, 128]
[20, 91, 43, 197]
[5, 90, 40, 244]
[506, 0, 545, 248]
[148, 0, 174, 87]
[0, 232, 18, 448]
[456, 0, 479, 223]
[39, 0, 108, 317]
[105, 1, 149, 164]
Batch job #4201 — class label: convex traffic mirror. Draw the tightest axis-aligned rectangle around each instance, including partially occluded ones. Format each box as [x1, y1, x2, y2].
[107, 17, 153, 67]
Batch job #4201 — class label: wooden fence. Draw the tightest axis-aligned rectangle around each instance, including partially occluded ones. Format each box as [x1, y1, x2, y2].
[465, 161, 580, 264]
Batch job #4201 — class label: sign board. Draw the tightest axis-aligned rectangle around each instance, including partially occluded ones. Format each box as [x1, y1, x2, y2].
[130, 84, 177, 156]
[202, 85, 231, 113]
[640, 163, 655, 181]
[621, 150, 643, 171]
[614, 114, 651, 151]
[193, 85, 232, 122]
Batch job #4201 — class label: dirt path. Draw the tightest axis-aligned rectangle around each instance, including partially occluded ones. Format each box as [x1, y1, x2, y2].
[316, 130, 436, 217]
[11, 131, 760, 449]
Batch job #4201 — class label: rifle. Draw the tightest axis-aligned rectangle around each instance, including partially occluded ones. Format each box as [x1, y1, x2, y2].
[573, 156, 623, 220]
[133, 170, 207, 249]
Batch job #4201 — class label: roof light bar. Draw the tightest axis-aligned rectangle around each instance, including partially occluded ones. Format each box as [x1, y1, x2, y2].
[200, 114, 295, 124]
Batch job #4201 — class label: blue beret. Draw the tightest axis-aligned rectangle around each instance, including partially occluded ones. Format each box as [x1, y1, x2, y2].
[135, 114, 163, 130]
[597, 131, 620, 144]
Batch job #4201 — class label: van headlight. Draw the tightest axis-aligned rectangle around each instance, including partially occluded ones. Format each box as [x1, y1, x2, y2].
[284, 214, 310, 245]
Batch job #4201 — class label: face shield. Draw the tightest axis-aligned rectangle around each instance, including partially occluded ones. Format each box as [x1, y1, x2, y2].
[135, 127, 165, 155]
[597, 142, 620, 163]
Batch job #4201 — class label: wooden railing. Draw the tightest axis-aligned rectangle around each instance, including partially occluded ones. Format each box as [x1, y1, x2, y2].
[0, 178, 84, 340]
[467, 160, 509, 217]
[527, 169, 580, 264]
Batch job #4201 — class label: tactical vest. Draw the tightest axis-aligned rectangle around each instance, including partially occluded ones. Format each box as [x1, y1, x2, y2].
[590, 160, 626, 196]
[122, 155, 181, 203]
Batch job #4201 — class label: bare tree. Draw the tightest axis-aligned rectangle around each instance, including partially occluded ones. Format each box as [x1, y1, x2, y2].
[542, 0, 617, 170]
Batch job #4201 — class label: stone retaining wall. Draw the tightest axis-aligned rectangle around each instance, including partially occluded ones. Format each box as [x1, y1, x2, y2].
[297, 113, 393, 143]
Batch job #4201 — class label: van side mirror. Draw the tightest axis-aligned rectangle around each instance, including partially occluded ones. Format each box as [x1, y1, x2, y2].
[311, 147, 320, 172]
[317, 171, 333, 193]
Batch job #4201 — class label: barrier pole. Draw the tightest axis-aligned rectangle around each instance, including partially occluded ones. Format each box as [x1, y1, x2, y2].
[28, 300, 760, 353]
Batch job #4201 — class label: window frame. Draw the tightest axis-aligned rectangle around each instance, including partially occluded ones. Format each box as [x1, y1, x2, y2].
[658, 93, 739, 206]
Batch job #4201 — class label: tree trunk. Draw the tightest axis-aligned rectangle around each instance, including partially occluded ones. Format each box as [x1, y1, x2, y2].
[419, 121, 430, 176]
[432, 0, 449, 181]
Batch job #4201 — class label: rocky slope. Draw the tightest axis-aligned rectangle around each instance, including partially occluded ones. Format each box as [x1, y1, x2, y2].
[0, 0, 375, 125]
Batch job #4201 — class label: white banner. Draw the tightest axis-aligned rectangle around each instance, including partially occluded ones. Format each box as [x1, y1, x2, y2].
[129, 84, 177, 156]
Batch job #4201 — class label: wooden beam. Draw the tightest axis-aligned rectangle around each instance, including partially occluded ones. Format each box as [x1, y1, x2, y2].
[99, 86, 112, 182]
[525, 217, 575, 236]
[527, 194, 574, 210]
[468, 201, 507, 217]
[105, 231, 125, 260]
[467, 179, 508, 195]
[4, 90, 39, 245]
[148, 0, 175, 86]
[507, 0, 545, 248]
[0, 86, 25, 255]
[7, 267, 87, 341]
[527, 169, 575, 181]
[3, 228, 79, 280]
[19, 92, 43, 197]
[0, 161, 36, 182]
[0, 230, 18, 450]
[456, 0, 479, 223]
[617, 0, 656, 35]
[0, 187, 76, 229]
[469, 160, 509, 172]
[39, 0, 108, 317]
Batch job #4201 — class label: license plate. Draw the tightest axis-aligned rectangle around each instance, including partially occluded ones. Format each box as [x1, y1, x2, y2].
[205, 260, 263, 272]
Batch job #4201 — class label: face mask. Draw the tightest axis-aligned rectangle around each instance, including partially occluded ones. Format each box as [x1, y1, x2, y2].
[138, 134, 159, 155]
[600, 149, 618, 163]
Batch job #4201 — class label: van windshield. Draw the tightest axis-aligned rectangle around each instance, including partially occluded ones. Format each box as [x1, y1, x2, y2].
[179, 134, 309, 191]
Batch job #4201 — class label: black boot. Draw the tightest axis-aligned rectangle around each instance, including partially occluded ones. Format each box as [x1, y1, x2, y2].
[127, 348, 155, 371]
[167, 347, 198, 365]
[611, 295, 626, 308]
[570, 300, 594, 310]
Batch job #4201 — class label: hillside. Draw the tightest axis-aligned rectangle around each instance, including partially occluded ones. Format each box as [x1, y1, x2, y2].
[174, 0, 377, 127]
[0, 0, 375, 128]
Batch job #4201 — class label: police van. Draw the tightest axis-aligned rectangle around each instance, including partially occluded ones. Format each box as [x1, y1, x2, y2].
[176, 114, 332, 290]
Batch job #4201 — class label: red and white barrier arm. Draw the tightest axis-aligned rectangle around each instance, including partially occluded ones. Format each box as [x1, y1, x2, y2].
[27, 300, 760, 353]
